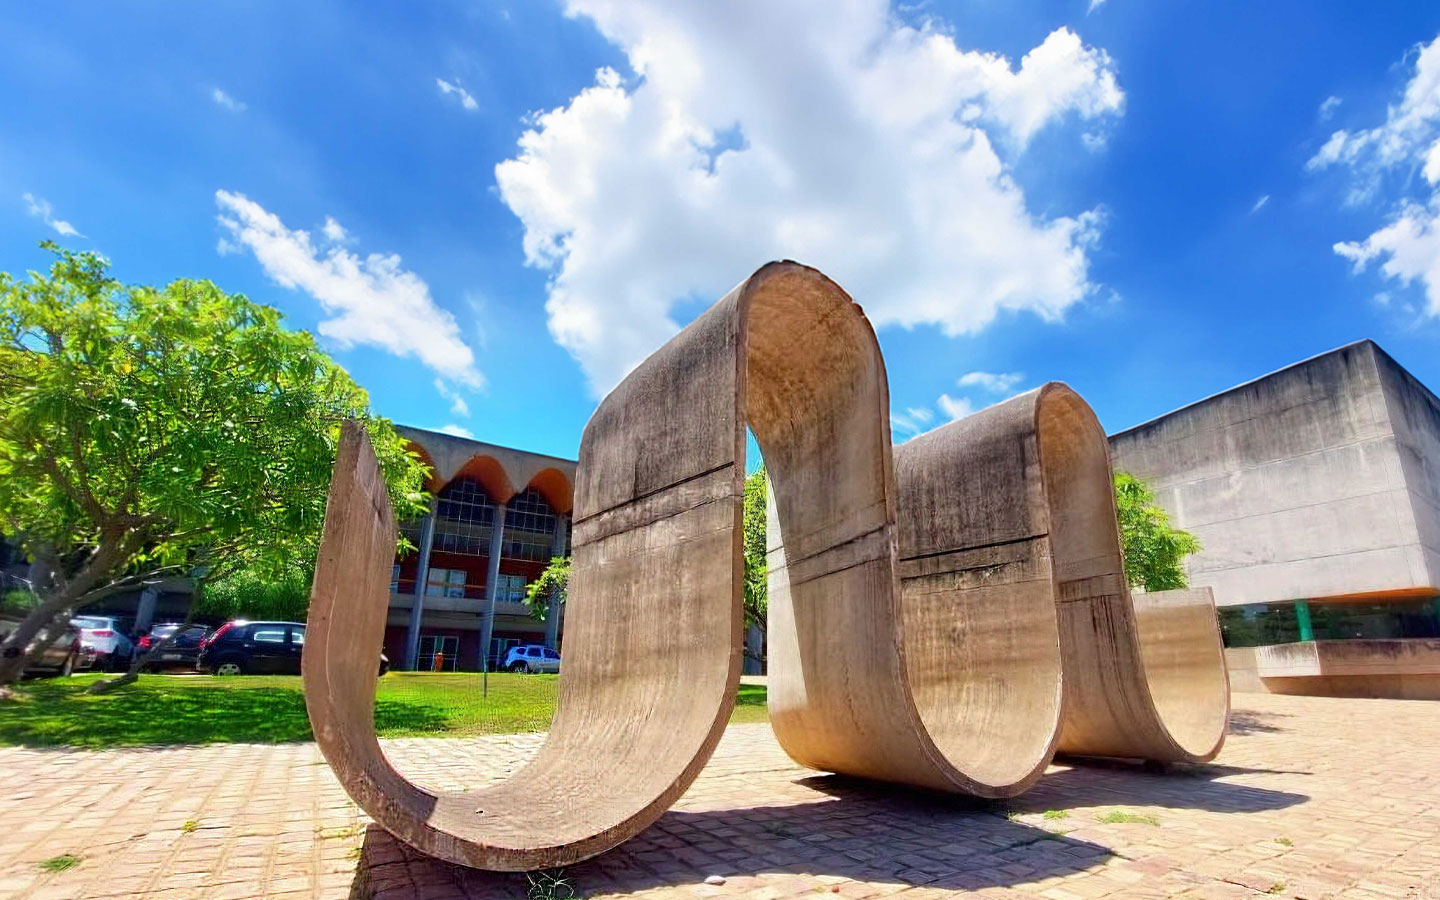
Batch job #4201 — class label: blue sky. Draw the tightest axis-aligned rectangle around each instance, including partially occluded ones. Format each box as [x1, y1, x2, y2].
[4, 1, 1440, 461]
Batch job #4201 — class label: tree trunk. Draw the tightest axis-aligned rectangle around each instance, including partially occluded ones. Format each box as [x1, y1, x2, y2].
[22, 615, 71, 670]
[88, 595, 203, 694]
[0, 592, 82, 686]
[0, 539, 125, 687]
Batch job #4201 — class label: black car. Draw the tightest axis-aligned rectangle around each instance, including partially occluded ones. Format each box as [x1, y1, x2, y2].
[197, 621, 305, 675]
[137, 623, 210, 672]
[196, 620, 387, 677]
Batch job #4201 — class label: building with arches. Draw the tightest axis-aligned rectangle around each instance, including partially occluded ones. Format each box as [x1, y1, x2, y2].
[389, 425, 575, 672]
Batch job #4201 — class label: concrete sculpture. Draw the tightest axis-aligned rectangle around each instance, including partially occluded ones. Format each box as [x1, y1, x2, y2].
[890, 386, 1229, 765]
[304, 262, 1228, 873]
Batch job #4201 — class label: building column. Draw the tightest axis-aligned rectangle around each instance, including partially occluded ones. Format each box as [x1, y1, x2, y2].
[1295, 599, 1314, 642]
[404, 499, 439, 671]
[134, 586, 159, 634]
[478, 502, 508, 672]
[543, 515, 569, 650]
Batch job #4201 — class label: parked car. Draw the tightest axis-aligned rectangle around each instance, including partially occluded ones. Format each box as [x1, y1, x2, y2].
[197, 621, 304, 675]
[0, 615, 82, 677]
[503, 644, 560, 673]
[137, 623, 210, 672]
[70, 615, 136, 671]
[197, 621, 387, 676]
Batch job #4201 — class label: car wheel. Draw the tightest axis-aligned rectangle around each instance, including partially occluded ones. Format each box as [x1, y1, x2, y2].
[214, 659, 245, 676]
[508, 662, 526, 673]
[60, 652, 76, 677]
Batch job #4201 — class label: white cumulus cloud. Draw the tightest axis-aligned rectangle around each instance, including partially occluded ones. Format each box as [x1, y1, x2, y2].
[1316, 33, 1440, 319]
[437, 77, 479, 111]
[957, 370, 1024, 393]
[495, 0, 1123, 395]
[1250, 194, 1270, 214]
[1307, 35, 1440, 198]
[22, 193, 82, 238]
[436, 423, 475, 439]
[434, 377, 471, 417]
[1318, 95, 1342, 120]
[212, 88, 246, 113]
[937, 393, 975, 421]
[890, 406, 935, 441]
[214, 190, 483, 387]
[322, 216, 349, 242]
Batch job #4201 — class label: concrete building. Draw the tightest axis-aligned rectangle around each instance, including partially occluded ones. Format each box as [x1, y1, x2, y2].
[389, 425, 575, 672]
[1109, 340, 1440, 698]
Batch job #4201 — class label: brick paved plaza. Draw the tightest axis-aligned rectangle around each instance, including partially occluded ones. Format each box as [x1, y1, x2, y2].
[1, 693, 1437, 900]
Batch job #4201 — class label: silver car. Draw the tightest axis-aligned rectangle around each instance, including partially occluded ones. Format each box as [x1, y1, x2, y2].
[503, 644, 560, 674]
[71, 615, 136, 671]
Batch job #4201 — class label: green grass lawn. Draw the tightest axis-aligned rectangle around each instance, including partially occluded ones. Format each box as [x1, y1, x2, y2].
[0, 672, 768, 748]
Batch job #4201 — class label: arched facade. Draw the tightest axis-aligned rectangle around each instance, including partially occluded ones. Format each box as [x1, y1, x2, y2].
[386, 427, 576, 672]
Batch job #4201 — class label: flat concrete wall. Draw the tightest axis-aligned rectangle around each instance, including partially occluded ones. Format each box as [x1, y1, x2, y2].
[1110, 341, 1439, 608]
[1376, 348, 1440, 592]
[1226, 640, 1440, 700]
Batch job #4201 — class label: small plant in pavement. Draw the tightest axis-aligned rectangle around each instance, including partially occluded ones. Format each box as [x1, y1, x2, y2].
[1095, 809, 1159, 826]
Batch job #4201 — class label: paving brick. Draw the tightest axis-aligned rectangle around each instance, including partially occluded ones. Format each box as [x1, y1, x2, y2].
[0, 694, 1437, 899]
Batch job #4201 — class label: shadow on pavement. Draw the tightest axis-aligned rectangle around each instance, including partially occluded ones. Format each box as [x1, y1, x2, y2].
[1002, 761, 1309, 815]
[348, 751, 1309, 899]
[353, 780, 1115, 899]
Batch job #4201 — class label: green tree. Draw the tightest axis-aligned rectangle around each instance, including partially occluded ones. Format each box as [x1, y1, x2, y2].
[742, 466, 767, 635]
[523, 555, 570, 623]
[521, 466, 770, 652]
[194, 565, 314, 623]
[1114, 471, 1200, 592]
[0, 244, 429, 687]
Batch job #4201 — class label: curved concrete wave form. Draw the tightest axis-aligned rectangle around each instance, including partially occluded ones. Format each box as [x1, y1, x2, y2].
[304, 263, 1228, 873]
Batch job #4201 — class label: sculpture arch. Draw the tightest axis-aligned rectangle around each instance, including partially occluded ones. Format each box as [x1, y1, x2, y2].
[305, 262, 1228, 873]
[890, 384, 1228, 764]
[308, 262, 939, 869]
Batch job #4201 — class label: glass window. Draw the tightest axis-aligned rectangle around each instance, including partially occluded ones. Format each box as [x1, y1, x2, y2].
[426, 567, 468, 598]
[252, 628, 286, 644]
[418, 635, 458, 672]
[1219, 597, 1440, 647]
[290, 626, 305, 646]
[1310, 599, 1440, 640]
[495, 573, 528, 604]
[433, 477, 496, 556]
[543, 649, 559, 659]
[503, 489, 559, 562]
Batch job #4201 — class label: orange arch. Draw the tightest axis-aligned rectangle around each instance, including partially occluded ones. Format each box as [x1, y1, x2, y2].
[405, 441, 443, 494]
[526, 467, 574, 515]
[448, 454, 516, 504]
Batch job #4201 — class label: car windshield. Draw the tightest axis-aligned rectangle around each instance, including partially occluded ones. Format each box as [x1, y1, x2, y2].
[151, 625, 179, 637]
[72, 617, 109, 629]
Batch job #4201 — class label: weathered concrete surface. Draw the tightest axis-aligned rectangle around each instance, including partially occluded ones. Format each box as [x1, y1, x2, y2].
[896, 387, 1227, 764]
[1228, 639, 1440, 699]
[888, 387, 1066, 795]
[307, 265, 1231, 871]
[1109, 340, 1440, 608]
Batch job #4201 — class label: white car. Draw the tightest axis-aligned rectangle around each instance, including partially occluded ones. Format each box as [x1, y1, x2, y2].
[502, 644, 560, 674]
[71, 615, 136, 671]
